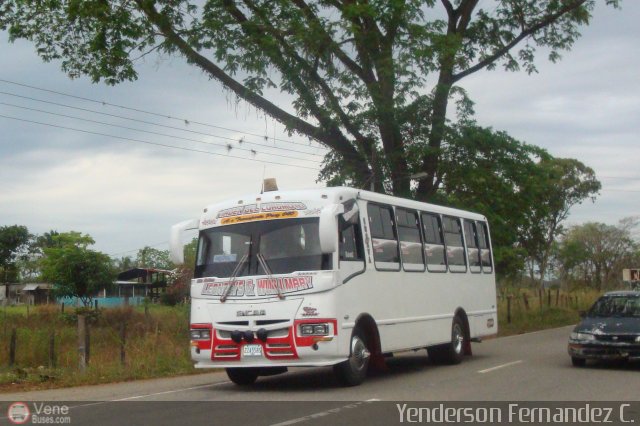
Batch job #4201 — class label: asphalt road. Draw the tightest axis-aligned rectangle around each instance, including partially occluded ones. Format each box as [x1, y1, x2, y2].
[1, 325, 639, 425]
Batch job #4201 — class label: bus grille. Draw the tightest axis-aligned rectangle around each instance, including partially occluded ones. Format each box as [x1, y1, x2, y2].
[210, 327, 298, 361]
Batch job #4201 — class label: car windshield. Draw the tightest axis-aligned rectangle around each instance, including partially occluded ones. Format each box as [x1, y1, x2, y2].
[195, 217, 331, 278]
[587, 295, 640, 317]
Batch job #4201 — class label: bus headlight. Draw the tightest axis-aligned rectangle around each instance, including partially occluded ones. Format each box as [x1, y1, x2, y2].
[190, 329, 211, 340]
[300, 323, 330, 336]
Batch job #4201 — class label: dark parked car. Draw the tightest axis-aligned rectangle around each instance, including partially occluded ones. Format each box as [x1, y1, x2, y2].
[568, 291, 640, 367]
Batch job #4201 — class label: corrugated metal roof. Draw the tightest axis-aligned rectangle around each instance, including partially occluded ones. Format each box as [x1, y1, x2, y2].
[22, 284, 40, 291]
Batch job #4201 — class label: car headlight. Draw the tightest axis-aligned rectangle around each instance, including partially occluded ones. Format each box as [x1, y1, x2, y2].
[636, 336, 640, 343]
[570, 332, 595, 341]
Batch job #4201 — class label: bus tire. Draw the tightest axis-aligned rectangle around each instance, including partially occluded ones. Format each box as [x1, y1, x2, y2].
[333, 328, 370, 387]
[226, 367, 260, 385]
[428, 316, 465, 365]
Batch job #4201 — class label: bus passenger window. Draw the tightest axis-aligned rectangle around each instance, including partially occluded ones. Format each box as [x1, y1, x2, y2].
[421, 213, 446, 272]
[396, 208, 424, 271]
[476, 222, 493, 273]
[367, 204, 400, 270]
[443, 216, 467, 272]
[464, 221, 481, 273]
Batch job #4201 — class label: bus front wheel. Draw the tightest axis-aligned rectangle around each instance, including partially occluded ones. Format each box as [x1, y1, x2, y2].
[333, 328, 370, 386]
[226, 367, 260, 385]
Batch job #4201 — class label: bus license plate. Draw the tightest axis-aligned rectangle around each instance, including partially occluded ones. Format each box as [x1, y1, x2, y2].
[242, 344, 263, 357]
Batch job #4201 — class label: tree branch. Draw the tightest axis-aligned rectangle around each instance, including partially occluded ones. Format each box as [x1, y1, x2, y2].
[452, 0, 588, 83]
[290, 0, 371, 84]
[132, 0, 337, 151]
[239, 0, 372, 155]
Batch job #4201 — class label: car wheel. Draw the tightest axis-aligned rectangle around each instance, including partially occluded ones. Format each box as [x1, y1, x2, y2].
[334, 327, 370, 386]
[571, 357, 586, 367]
[226, 367, 260, 385]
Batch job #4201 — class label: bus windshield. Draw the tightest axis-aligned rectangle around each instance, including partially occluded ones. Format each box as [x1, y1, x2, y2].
[195, 217, 331, 278]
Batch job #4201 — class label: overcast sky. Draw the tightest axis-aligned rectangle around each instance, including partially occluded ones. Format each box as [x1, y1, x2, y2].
[0, 1, 638, 258]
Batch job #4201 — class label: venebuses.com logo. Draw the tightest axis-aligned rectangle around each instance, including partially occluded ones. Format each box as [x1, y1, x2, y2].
[6, 402, 71, 424]
[7, 402, 30, 424]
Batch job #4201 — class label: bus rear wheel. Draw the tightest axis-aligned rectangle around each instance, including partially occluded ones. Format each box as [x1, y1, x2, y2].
[226, 367, 260, 385]
[334, 328, 370, 386]
[428, 316, 465, 365]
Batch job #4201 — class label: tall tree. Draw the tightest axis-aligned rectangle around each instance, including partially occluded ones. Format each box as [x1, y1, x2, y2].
[556, 218, 639, 290]
[0, 225, 30, 283]
[136, 246, 173, 270]
[0, 0, 621, 197]
[40, 232, 113, 306]
[433, 124, 549, 278]
[519, 157, 600, 287]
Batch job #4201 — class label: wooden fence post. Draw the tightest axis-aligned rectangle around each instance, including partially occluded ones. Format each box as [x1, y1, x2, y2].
[77, 315, 86, 372]
[85, 323, 91, 366]
[523, 293, 530, 311]
[9, 327, 16, 367]
[507, 296, 512, 324]
[555, 288, 560, 307]
[547, 289, 551, 307]
[61, 303, 65, 314]
[49, 332, 56, 368]
[120, 322, 126, 366]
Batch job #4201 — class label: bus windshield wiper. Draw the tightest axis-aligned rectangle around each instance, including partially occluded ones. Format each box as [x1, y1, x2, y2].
[220, 252, 249, 303]
[257, 253, 284, 300]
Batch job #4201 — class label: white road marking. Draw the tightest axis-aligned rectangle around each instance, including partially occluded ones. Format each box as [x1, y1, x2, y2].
[112, 381, 232, 401]
[477, 360, 523, 374]
[269, 400, 379, 426]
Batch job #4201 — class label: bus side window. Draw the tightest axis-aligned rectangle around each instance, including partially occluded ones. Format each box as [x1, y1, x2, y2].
[476, 221, 493, 273]
[339, 215, 364, 261]
[443, 216, 467, 273]
[367, 203, 400, 270]
[464, 221, 481, 273]
[396, 208, 425, 272]
[420, 212, 446, 272]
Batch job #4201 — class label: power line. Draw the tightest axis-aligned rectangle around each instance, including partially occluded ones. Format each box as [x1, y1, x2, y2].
[0, 101, 322, 164]
[0, 114, 320, 171]
[0, 90, 326, 158]
[108, 241, 169, 258]
[0, 78, 329, 150]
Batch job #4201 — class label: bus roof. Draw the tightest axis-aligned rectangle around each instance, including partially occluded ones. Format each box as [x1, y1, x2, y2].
[200, 186, 487, 223]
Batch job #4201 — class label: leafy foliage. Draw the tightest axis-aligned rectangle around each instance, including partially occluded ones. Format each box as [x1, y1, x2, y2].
[40, 232, 113, 307]
[0, 225, 30, 283]
[0, 0, 621, 197]
[135, 246, 173, 270]
[555, 218, 639, 290]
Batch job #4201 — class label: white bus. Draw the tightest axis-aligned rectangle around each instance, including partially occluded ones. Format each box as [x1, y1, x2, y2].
[170, 184, 497, 386]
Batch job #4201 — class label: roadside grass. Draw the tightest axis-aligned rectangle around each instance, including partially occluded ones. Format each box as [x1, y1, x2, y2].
[497, 289, 600, 337]
[0, 304, 198, 392]
[0, 289, 604, 391]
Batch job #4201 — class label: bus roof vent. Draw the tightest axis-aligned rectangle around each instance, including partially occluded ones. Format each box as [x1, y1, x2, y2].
[263, 178, 279, 192]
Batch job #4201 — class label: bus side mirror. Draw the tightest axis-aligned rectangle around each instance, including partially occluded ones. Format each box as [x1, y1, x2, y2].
[170, 218, 199, 264]
[319, 204, 344, 254]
